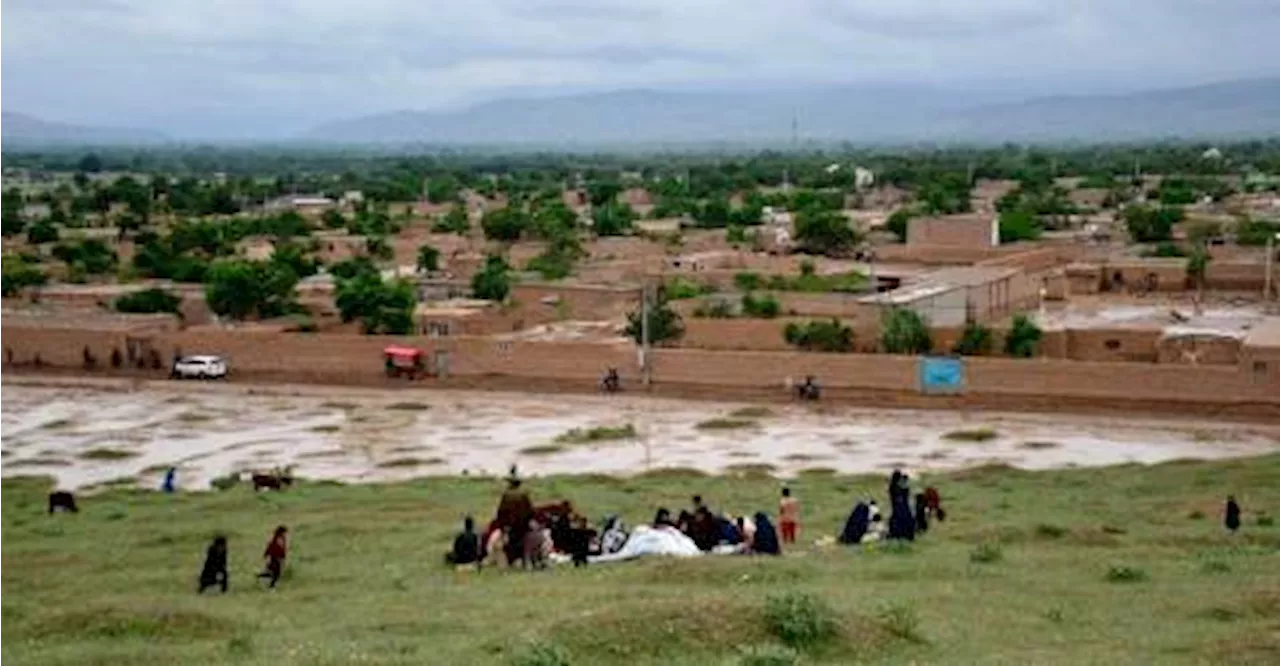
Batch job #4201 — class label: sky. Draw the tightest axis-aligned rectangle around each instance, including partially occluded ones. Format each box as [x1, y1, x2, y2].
[4, 0, 1279, 139]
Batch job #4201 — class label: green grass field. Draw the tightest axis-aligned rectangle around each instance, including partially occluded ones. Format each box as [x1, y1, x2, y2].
[3, 455, 1278, 665]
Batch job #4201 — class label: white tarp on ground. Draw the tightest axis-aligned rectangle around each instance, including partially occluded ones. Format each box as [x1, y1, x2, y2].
[591, 525, 702, 564]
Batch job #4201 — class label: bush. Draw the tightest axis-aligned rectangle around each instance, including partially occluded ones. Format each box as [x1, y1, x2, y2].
[741, 293, 781, 319]
[1236, 218, 1280, 246]
[509, 641, 571, 666]
[885, 208, 912, 242]
[1123, 204, 1182, 243]
[876, 602, 924, 643]
[625, 293, 684, 345]
[1105, 565, 1148, 583]
[783, 319, 854, 352]
[970, 542, 1004, 564]
[763, 592, 837, 650]
[1004, 314, 1042, 358]
[880, 308, 932, 354]
[2, 254, 47, 296]
[210, 472, 240, 491]
[665, 276, 713, 300]
[693, 299, 736, 319]
[1143, 241, 1187, 258]
[52, 239, 117, 275]
[737, 644, 799, 666]
[26, 219, 59, 244]
[953, 321, 993, 356]
[115, 288, 182, 315]
[734, 271, 764, 291]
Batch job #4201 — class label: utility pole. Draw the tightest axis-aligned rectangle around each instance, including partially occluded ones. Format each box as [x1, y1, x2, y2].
[1266, 233, 1277, 301]
[640, 283, 651, 386]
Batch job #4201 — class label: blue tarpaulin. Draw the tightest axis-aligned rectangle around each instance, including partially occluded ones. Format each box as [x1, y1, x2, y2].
[919, 356, 965, 394]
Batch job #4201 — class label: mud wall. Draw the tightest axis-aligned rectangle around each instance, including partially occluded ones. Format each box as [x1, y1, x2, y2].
[5, 324, 1276, 414]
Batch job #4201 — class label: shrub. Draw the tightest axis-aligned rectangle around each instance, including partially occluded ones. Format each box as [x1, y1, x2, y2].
[509, 641, 571, 666]
[876, 602, 924, 643]
[737, 644, 800, 666]
[783, 319, 854, 352]
[763, 592, 837, 650]
[880, 308, 932, 354]
[998, 210, 1042, 243]
[943, 428, 998, 442]
[665, 276, 713, 300]
[210, 472, 240, 491]
[1034, 523, 1068, 539]
[885, 208, 912, 241]
[1200, 560, 1232, 574]
[693, 299, 736, 319]
[2, 254, 47, 296]
[1259, 514, 1275, 527]
[1105, 565, 1148, 583]
[625, 293, 684, 345]
[115, 288, 182, 315]
[1004, 314, 1042, 358]
[554, 424, 637, 444]
[472, 254, 513, 301]
[970, 542, 1004, 564]
[741, 293, 781, 318]
[953, 320, 993, 356]
[734, 271, 765, 291]
[1143, 241, 1187, 258]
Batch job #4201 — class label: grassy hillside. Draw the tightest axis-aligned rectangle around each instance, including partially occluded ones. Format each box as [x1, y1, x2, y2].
[3, 456, 1279, 665]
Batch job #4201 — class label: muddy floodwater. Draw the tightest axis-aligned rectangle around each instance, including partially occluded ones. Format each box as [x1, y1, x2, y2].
[3, 379, 1278, 491]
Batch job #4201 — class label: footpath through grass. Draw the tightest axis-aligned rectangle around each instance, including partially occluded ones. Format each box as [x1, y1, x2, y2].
[3, 455, 1279, 665]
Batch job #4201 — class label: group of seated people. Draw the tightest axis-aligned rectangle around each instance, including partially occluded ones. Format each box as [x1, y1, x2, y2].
[446, 468, 945, 569]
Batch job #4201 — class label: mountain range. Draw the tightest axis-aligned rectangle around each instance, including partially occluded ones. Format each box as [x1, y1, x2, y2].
[305, 79, 1280, 145]
[2, 111, 166, 146]
[5, 78, 1279, 147]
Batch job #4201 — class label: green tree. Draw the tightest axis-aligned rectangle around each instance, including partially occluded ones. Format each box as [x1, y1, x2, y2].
[1004, 314, 1042, 358]
[365, 236, 393, 261]
[433, 207, 470, 234]
[1, 189, 25, 237]
[693, 197, 731, 228]
[416, 244, 441, 273]
[1123, 205, 1182, 243]
[77, 153, 103, 173]
[952, 321, 994, 356]
[998, 210, 1042, 244]
[794, 209, 859, 256]
[885, 209, 912, 242]
[481, 208, 529, 242]
[625, 292, 684, 345]
[335, 272, 416, 334]
[426, 175, 461, 204]
[322, 209, 347, 230]
[1, 254, 46, 296]
[587, 180, 622, 207]
[1186, 244, 1211, 295]
[783, 319, 854, 352]
[26, 219, 59, 244]
[592, 201, 636, 236]
[880, 308, 932, 354]
[270, 242, 320, 278]
[471, 254, 512, 301]
[115, 288, 182, 314]
[204, 259, 299, 320]
[51, 239, 117, 275]
[526, 231, 584, 280]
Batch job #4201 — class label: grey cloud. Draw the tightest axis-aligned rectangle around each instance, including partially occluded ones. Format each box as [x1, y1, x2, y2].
[2, 0, 1278, 139]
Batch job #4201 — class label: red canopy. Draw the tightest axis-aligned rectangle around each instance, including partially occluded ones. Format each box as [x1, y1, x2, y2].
[383, 345, 423, 359]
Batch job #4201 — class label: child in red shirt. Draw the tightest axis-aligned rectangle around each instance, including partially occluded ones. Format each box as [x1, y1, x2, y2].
[779, 487, 800, 545]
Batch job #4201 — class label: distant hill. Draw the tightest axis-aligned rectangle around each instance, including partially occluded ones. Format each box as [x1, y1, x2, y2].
[303, 78, 1280, 145]
[2, 111, 167, 146]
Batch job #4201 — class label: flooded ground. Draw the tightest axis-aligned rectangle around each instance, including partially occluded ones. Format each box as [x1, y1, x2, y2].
[3, 379, 1278, 491]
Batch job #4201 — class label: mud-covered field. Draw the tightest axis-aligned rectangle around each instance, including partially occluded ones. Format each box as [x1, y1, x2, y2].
[4, 378, 1278, 491]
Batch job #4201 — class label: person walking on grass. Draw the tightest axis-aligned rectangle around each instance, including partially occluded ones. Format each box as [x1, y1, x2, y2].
[258, 525, 288, 589]
[1225, 496, 1241, 533]
[778, 486, 800, 545]
[198, 536, 229, 594]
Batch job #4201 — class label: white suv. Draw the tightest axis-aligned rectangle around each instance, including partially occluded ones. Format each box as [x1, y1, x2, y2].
[171, 355, 229, 380]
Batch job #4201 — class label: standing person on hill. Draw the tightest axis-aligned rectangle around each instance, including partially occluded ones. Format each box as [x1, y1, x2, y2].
[887, 470, 915, 541]
[495, 467, 535, 566]
[197, 535, 229, 594]
[162, 467, 177, 494]
[258, 526, 288, 589]
[1224, 495, 1242, 533]
[778, 486, 800, 545]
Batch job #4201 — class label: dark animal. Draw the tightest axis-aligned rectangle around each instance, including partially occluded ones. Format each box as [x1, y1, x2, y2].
[48, 491, 78, 514]
[600, 367, 621, 392]
[252, 470, 294, 491]
[795, 375, 821, 401]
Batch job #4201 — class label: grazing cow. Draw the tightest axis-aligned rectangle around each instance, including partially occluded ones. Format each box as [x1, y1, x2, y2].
[252, 470, 294, 492]
[48, 491, 78, 514]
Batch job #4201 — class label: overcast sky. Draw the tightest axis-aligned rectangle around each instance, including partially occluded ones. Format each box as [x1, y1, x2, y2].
[4, 0, 1279, 138]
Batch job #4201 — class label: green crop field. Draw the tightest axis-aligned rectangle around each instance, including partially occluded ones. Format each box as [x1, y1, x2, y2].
[3, 455, 1278, 665]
